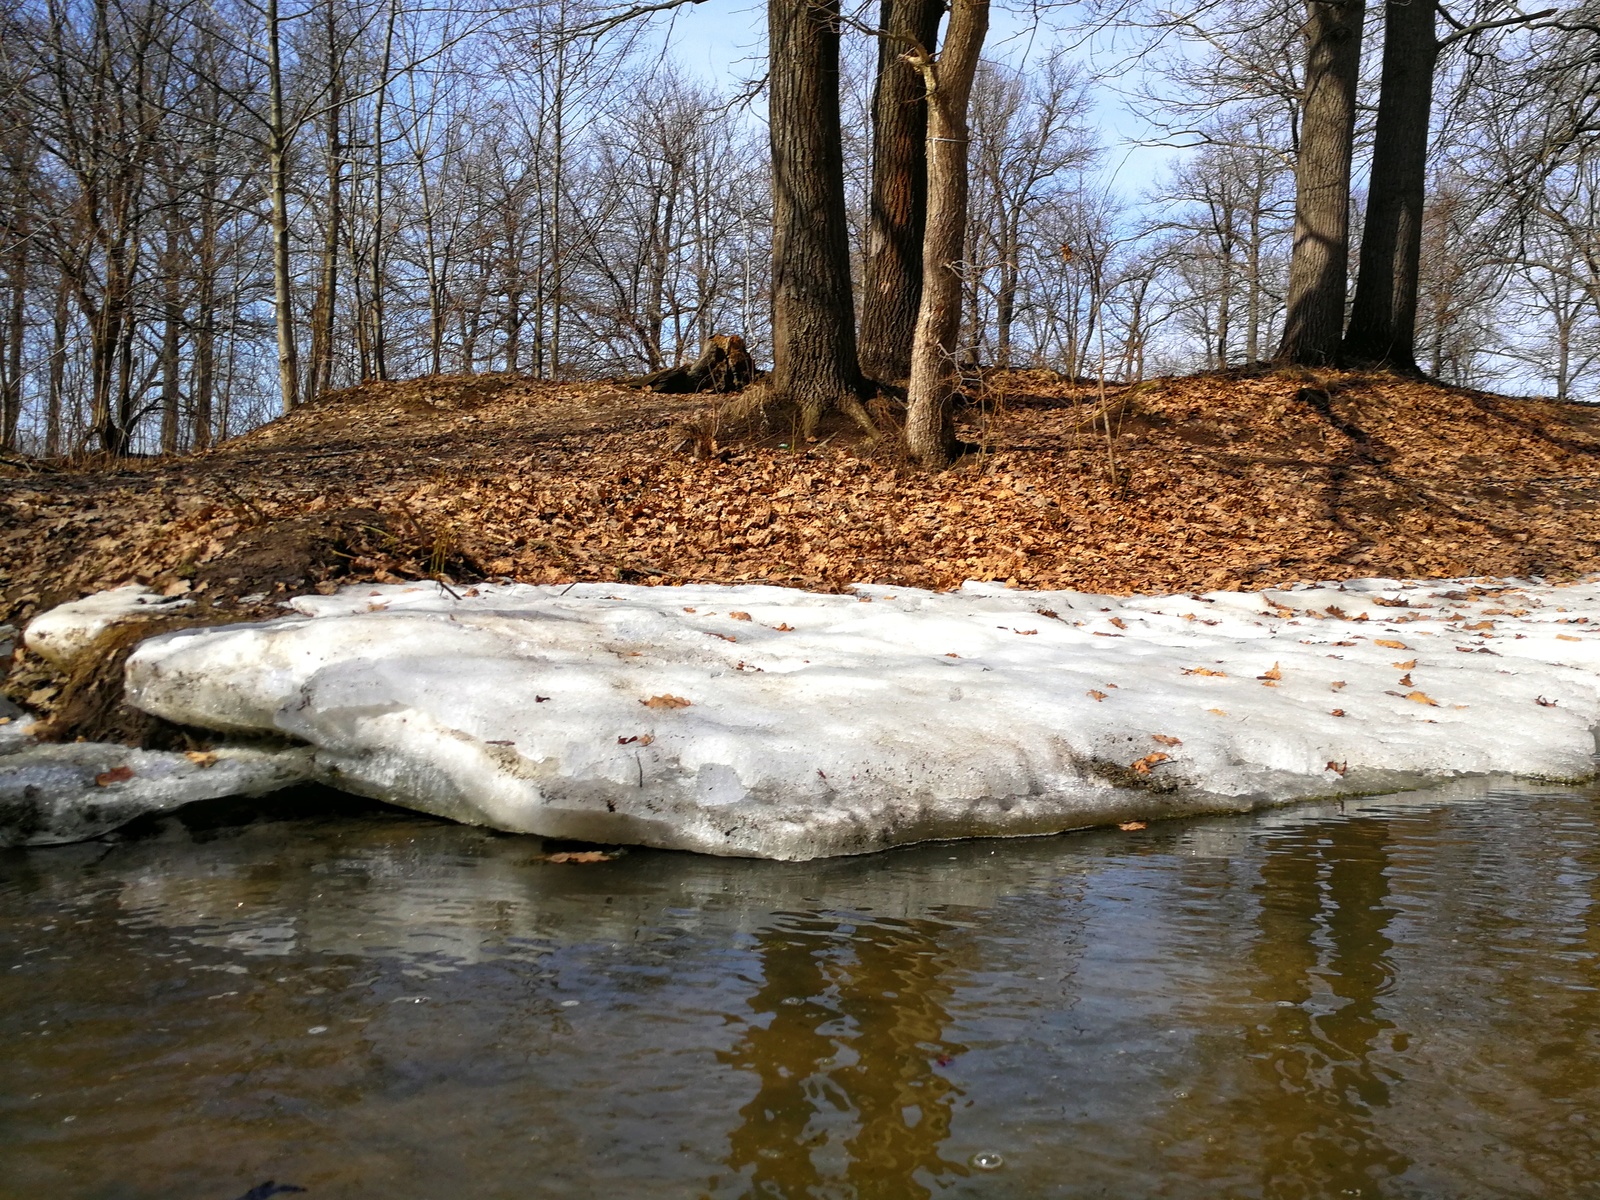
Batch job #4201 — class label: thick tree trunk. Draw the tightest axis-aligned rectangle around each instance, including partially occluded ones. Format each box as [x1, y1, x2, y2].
[307, 11, 342, 403]
[768, 0, 865, 434]
[1276, 0, 1367, 366]
[905, 0, 989, 467]
[858, 0, 941, 382]
[1344, 0, 1437, 370]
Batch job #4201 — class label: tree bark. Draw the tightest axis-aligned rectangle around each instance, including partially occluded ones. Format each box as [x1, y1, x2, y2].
[267, 0, 301, 414]
[1343, 0, 1437, 370]
[768, 0, 865, 434]
[1276, 0, 1367, 365]
[858, 0, 941, 382]
[905, 0, 989, 467]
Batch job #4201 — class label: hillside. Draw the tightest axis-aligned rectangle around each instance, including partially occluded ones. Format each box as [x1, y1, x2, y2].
[4, 366, 1600, 638]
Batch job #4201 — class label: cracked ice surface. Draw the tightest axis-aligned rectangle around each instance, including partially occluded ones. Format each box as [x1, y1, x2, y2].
[122, 576, 1600, 860]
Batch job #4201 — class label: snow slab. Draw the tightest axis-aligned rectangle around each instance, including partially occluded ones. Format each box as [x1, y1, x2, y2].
[0, 743, 319, 847]
[121, 576, 1600, 860]
[24, 584, 192, 668]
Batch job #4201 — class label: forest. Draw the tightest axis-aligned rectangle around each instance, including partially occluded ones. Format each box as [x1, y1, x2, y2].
[0, 0, 1596, 466]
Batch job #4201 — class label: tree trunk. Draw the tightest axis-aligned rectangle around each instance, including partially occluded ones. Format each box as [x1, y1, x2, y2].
[367, 0, 397, 382]
[1343, 0, 1437, 370]
[905, 0, 989, 467]
[858, 0, 941, 382]
[307, 4, 342, 402]
[1276, 0, 1366, 365]
[267, 0, 301, 414]
[47, 278, 68, 457]
[768, 0, 865, 434]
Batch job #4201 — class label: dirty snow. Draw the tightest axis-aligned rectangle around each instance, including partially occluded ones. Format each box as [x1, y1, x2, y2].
[117, 575, 1600, 860]
[0, 743, 319, 847]
[23, 584, 192, 668]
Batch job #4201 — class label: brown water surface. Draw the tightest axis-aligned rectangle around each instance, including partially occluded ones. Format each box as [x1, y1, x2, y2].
[2, 783, 1599, 1199]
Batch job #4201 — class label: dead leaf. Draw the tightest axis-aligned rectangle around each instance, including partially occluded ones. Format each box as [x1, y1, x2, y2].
[1129, 751, 1170, 775]
[183, 751, 218, 769]
[1109, 616, 1127, 629]
[729, 611, 752, 622]
[1087, 689, 1109, 702]
[1331, 708, 1347, 717]
[617, 734, 655, 745]
[1331, 680, 1347, 690]
[1326, 760, 1347, 775]
[1557, 633, 1581, 642]
[1392, 658, 1416, 669]
[1257, 662, 1282, 683]
[1118, 821, 1147, 831]
[1375, 639, 1409, 650]
[642, 694, 691, 709]
[1207, 707, 1228, 716]
[1150, 734, 1182, 746]
[546, 850, 612, 864]
[771, 623, 795, 631]
[1398, 672, 1414, 687]
[1536, 696, 1558, 707]
[1404, 690, 1438, 706]
[1183, 667, 1228, 677]
[94, 765, 134, 787]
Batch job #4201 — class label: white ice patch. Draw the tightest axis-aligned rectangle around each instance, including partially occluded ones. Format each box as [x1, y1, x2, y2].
[121, 576, 1600, 860]
[24, 585, 192, 668]
[0, 743, 319, 846]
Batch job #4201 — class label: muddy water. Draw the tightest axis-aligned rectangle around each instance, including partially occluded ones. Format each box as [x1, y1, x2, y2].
[3, 783, 1599, 1200]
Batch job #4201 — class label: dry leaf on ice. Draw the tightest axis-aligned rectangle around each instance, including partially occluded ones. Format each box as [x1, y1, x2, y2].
[1375, 639, 1409, 650]
[184, 751, 218, 768]
[1087, 689, 1109, 702]
[1129, 752, 1170, 775]
[1118, 821, 1147, 831]
[1404, 690, 1439, 706]
[642, 694, 691, 709]
[545, 850, 613, 864]
[94, 766, 134, 787]
[1150, 734, 1183, 746]
[1184, 667, 1228, 678]
[1392, 658, 1417, 669]
[729, 611, 752, 622]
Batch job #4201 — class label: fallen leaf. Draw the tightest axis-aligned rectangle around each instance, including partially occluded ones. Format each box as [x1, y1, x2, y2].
[642, 694, 691, 708]
[1404, 690, 1438, 706]
[682, 607, 696, 613]
[945, 652, 960, 658]
[183, 751, 218, 768]
[1331, 680, 1347, 690]
[1129, 751, 1170, 775]
[546, 850, 612, 864]
[771, 623, 795, 631]
[1375, 639, 1409, 650]
[94, 765, 134, 787]
[1150, 733, 1182, 746]
[1109, 616, 1127, 630]
[1398, 672, 1413, 687]
[1036, 608, 1061, 620]
[1557, 634, 1581, 642]
[1087, 689, 1109, 702]
[1257, 662, 1282, 683]
[1392, 658, 1416, 669]
[1326, 760, 1347, 776]
[1118, 821, 1147, 831]
[729, 611, 752, 621]
[1536, 696, 1558, 707]
[708, 631, 738, 642]
[1465, 620, 1494, 631]
[1184, 667, 1228, 677]
[1014, 627, 1038, 635]
[1207, 707, 1228, 716]
[535, 695, 550, 703]
[617, 734, 655, 745]
[1331, 708, 1347, 717]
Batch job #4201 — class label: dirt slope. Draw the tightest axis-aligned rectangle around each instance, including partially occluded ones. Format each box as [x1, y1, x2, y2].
[4, 366, 1600, 639]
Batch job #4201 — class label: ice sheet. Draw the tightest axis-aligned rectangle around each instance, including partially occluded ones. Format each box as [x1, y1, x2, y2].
[122, 576, 1600, 860]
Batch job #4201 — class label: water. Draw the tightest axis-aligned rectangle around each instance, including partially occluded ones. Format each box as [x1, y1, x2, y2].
[3, 782, 1599, 1200]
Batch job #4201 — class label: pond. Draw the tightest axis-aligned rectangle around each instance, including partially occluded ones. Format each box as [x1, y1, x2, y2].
[2, 781, 1598, 1199]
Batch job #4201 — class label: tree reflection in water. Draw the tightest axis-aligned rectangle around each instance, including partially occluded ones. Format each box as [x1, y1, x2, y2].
[1178, 815, 1410, 1198]
[718, 912, 969, 1199]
